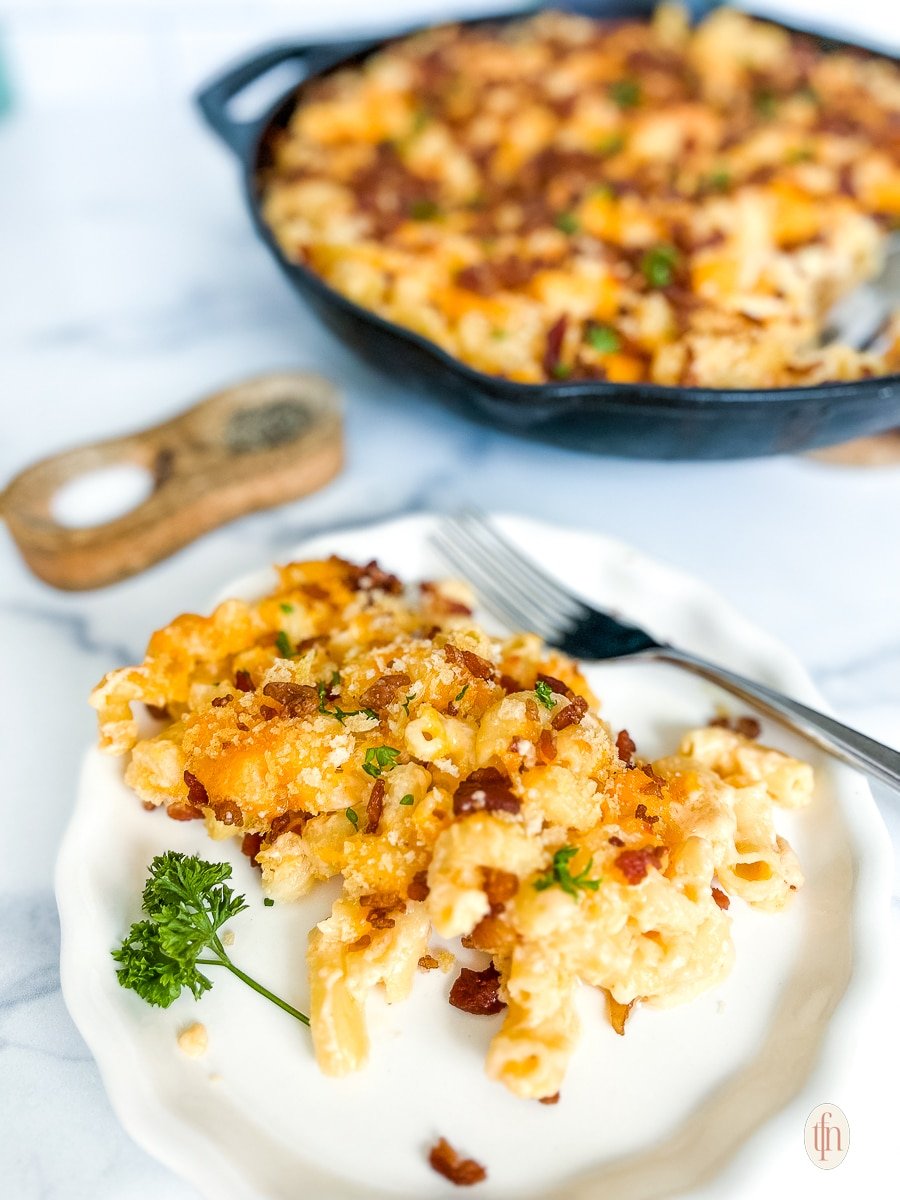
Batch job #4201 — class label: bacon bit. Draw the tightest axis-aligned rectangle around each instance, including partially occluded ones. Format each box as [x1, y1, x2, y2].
[537, 728, 557, 763]
[419, 954, 440, 970]
[210, 694, 232, 708]
[366, 779, 386, 833]
[482, 867, 518, 910]
[301, 582, 330, 602]
[535, 672, 576, 701]
[498, 673, 525, 694]
[453, 767, 520, 816]
[449, 964, 506, 1016]
[295, 636, 324, 655]
[466, 914, 517, 954]
[606, 990, 635, 1036]
[183, 770, 209, 808]
[366, 909, 396, 930]
[359, 672, 412, 712]
[616, 729, 637, 764]
[551, 696, 588, 731]
[539, 1092, 561, 1105]
[444, 644, 495, 680]
[420, 581, 473, 616]
[524, 698, 540, 723]
[615, 845, 666, 884]
[349, 934, 372, 952]
[712, 886, 731, 910]
[336, 556, 404, 595]
[408, 870, 430, 902]
[639, 763, 665, 798]
[260, 704, 277, 720]
[234, 670, 254, 692]
[543, 314, 568, 377]
[166, 802, 204, 821]
[634, 803, 659, 825]
[709, 714, 762, 739]
[142, 801, 157, 812]
[212, 800, 243, 827]
[235, 719, 249, 732]
[262, 681, 319, 717]
[359, 891, 402, 910]
[428, 1138, 487, 1187]
[268, 809, 310, 839]
[241, 833, 262, 865]
[145, 702, 169, 720]
[608, 835, 625, 847]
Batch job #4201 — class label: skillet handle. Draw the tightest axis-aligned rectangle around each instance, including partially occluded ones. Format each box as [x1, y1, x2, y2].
[195, 39, 373, 158]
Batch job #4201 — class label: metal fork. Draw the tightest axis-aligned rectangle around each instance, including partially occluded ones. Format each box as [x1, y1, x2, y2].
[431, 511, 900, 793]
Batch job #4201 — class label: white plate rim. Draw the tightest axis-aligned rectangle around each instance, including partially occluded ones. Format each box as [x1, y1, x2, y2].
[56, 512, 894, 1200]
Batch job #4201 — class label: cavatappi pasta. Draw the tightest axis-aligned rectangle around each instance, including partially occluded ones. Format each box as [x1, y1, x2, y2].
[260, 5, 900, 388]
[92, 556, 813, 1099]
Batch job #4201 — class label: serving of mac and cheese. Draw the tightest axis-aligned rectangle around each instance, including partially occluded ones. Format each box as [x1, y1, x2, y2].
[91, 556, 812, 1100]
[260, 5, 900, 389]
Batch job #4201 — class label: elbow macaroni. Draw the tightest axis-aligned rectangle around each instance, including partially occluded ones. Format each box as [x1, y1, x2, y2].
[93, 555, 814, 1099]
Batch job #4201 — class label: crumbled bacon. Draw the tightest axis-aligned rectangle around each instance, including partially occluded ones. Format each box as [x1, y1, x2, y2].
[300, 582, 330, 602]
[335, 556, 404, 595]
[262, 681, 319, 717]
[366, 908, 396, 930]
[420, 580, 473, 616]
[428, 1138, 487, 1187]
[539, 1092, 560, 1105]
[349, 934, 371, 951]
[535, 672, 576, 701]
[183, 770, 209, 808]
[212, 800, 243, 827]
[616, 729, 637, 764]
[211, 694, 233, 708]
[712, 886, 731, 910]
[444, 644, 495, 680]
[465, 913, 516, 954]
[634, 803, 659, 825]
[365, 780, 385, 833]
[419, 954, 440, 970]
[408, 869, 430, 902]
[709, 714, 762, 739]
[260, 704, 277, 720]
[453, 767, 520, 816]
[482, 867, 518, 910]
[166, 802, 204, 821]
[537, 728, 557, 762]
[268, 809, 310, 839]
[639, 763, 665, 798]
[615, 845, 666, 884]
[359, 891, 402, 910]
[359, 672, 412, 712]
[234, 669, 254, 692]
[608, 834, 625, 847]
[498, 673, 524, 694]
[449, 964, 506, 1015]
[551, 696, 588, 731]
[543, 314, 568, 377]
[241, 832, 262, 865]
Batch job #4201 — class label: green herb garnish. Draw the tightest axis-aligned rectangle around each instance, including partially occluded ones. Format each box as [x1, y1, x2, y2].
[609, 79, 640, 109]
[454, 684, 469, 703]
[410, 199, 440, 220]
[112, 852, 309, 1024]
[346, 807, 359, 828]
[753, 87, 777, 118]
[640, 244, 679, 289]
[585, 324, 620, 354]
[275, 630, 293, 658]
[550, 363, 572, 380]
[263, 897, 274, 907]
[533, 846, 601, 899]
[399, 794, 415, 806]
[362, 745, 401, 778]
[317, 680, 377, 725]
[279, 602, 294, 614]
[554, 211, 579, 235]
[535, 679, 557, 709]
[595, 132, 625, 156]
[706, 168, 731, 192]
[401, 692, 416, 716]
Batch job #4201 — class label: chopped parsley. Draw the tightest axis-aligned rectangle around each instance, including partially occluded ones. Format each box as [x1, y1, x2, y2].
[454, 684, 470, 704]
[595, 132, 625, 156]
[399, 794, 415, 806]
[609, 79, 640, 109]
[410, 199, 440, 220]
[554, 211, 579, 235]
[706, 168, 731, 192]
[362, 745, 401, 778]
[585, 324, 620, 354]
[263, 897, 274, 907]
[640, 244, 679, 289]
[112, 852, 309, 1024]
[345, 807, 359, 828]
[330, 669, 342, 689]
[275, 630, 293, 658]
[279, 602, 294, 614]
[534, 679, 557, 709]
[534, 846, 601, 899]
[550, 363, 572, 380]
[753, 87, 777, 118]
[317, 680, 377, 725]
[401, 692, 416, 716]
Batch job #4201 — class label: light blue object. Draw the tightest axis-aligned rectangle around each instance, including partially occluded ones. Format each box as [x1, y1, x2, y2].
[0, 29, 13, 118]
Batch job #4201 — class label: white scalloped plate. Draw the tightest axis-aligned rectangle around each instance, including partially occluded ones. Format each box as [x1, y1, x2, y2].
[56, 514, 892, 1200]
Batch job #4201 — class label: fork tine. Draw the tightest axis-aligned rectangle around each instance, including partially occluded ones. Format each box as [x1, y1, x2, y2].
[430, 529, 561, 640]
[457, 509, 588, 619]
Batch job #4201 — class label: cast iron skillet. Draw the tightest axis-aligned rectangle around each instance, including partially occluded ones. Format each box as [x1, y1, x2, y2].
[196, 0, 900, 458]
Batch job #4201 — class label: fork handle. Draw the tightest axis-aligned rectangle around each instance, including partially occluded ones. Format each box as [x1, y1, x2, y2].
[653, 646, 900, 793]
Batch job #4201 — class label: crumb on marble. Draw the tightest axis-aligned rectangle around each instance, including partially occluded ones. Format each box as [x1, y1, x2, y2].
[177, 1022, 208, 1058]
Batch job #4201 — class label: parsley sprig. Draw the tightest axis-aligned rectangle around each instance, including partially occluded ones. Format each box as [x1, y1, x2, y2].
[534, 679, 557, 710]
[316, 680, 377, 725]
[112, 852, 309, 1025]
[534, 846, 601, 899]
[362, 745, 401, 778]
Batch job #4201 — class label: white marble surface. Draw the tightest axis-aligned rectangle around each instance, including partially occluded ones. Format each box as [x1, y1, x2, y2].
[2, 10, 900, 1197]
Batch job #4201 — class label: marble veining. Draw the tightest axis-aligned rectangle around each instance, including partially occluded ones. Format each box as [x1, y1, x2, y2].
[2, 69, 900, 1200]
